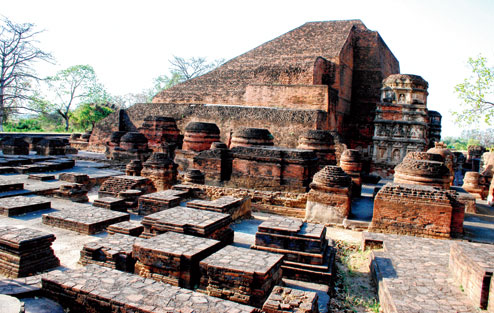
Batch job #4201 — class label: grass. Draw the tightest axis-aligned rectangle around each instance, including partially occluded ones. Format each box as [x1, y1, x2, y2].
[331, 240, 381, 313]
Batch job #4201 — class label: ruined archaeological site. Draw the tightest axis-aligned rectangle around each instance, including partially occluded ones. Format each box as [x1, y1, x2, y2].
[1, 20, 494, 313]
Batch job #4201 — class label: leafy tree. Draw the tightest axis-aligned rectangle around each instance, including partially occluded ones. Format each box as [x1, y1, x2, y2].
[41, 65, 111, 131]
[71, 102, 113, 131]
[0, 17, 53, 131]
[454, 55, 494, 125]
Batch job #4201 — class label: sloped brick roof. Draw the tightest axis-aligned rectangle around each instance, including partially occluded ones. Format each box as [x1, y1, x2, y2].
[153, 20, 366, 103]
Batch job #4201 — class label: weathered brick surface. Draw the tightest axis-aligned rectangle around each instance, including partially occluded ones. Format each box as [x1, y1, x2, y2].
[172, 183, 308, 218]
[0, 226, 59, 278]
[42, 206, 130, 234]
[0, 196, 51, 216]
[106, 221, 144, 236]
[54, 183, 88, 203]
[199, 245, 284, 307]
[252, 216, 335, 284]
[42, 264, 256, 313]
[449, 242, 494, 310]
[27, 174, 55, 181]
[370, 183, 463, 238]
[137, 190, 188, 216]
[228, 146, 317, 193]
[137, 116, 182, 152]
[393, 152, 450, 189]
[133, 232, 223, 289]
[263, 285, 319, 313]
[98, 175, 156, 198]
[141, 207, 233, 245]
[186, 196, 251, 220]
[339, 149, 362, 196]
[305, 166, 352, 224]
[140, 152, 177, 191]
[364, 232, 478, 313]
[0, 179, 23, 192]
[93, 197, 127, 212]
[80, 233, 139, 272]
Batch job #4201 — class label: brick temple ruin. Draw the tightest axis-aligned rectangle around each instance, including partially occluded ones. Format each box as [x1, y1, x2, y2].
[0, 19, 493, 313]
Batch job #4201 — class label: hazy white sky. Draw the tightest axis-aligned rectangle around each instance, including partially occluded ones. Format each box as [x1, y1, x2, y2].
[3, 0, 494, 137]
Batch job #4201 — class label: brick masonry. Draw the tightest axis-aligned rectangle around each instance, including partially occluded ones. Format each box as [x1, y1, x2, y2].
[41, 264, 256, 313]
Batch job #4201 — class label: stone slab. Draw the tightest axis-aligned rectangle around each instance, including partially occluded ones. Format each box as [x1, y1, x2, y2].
[186, 196, 252, 220]
[107, 221, 144, 237]
[137, 190, 187, 216]
[80, 233, 140, 272]
[42, 206, 130, 234]
[93, 197, 127, 212]
[41, 264, 256, 313]
[0, 196, 51, 217]
[133, 232, 223, 288]
[262, 285, 319, 313]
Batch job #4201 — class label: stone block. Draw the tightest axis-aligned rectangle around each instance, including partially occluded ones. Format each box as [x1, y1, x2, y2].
[140, 207, 233, 246]
[93, 197, 127, 212]
[42, 206, 130, 235]
[0, 196, 51, 217]
[79, 233, 139, 272]
[0, 226, 59, 278]
[199, 245, 284, 307]
[137, 190, 187, 216]
[133, 232, 223, 289]
[106, 221, 144, 237]
[186, 196, 251, 220]
[42, 264, 256, 313]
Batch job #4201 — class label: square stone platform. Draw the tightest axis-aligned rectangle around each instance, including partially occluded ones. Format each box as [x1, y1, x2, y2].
[42, 264, 256, 313]
[93, 197, 127, 212]
[187, 196, 251, 220]
[79, 233, 140, 272]
[27, 174, 56, 181]
[198, 245, 284, 307]
[133, 232, 223, 289]
[42, 206, 130, 234]
[0, 196, 51, 217]
[449, 241, 494, 310]
[107, 221, 144, 237]
[142, 206, 234, 245]
[0, 226, 60, 278]
[0, 179, 23, 193]
[137, 190, 188, 216]
[252, 216, 335, 285]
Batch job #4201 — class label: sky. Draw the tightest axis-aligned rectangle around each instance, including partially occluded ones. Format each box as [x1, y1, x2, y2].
[2, 0, 494, 137]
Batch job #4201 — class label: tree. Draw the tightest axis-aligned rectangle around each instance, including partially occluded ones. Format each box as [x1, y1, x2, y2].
[168, 56, 224, 81]
[454, 55, 494, 125]
[42, 65, 110, 131]
[71, 102, 113, 131]
[0, 17, 53, 131]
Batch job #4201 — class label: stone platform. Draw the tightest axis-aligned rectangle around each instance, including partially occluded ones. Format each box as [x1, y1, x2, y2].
[42, 206, 130, 234]
[42, 264, 256, 313]
[198, 245, 283, 307]
[252, 216, 335, 285]
[133, 232, 223, 289]
[186, 196, 251, 220]
[363, 232, 478, 313]
[107, 221, 144, 237]
[0, 196, 51, 217]
[141, 206, 234, 245]
[0, 226, 59, 278]
[93, 197, 127, 212]
[137, 189, 188, 216]
[79, 233, 140, 272]
[0, 180, 23, 193]
[449, 241, 494, 310]
[98, 175, 155, 198]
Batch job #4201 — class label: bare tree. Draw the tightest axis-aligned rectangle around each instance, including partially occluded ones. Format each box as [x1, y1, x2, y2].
[0, 17, 53, 130]
[169, 56, 224, 81]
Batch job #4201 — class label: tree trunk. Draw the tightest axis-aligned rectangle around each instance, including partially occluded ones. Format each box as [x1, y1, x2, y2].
[0, 92, 4, 132]
[65, 117, 69, 131]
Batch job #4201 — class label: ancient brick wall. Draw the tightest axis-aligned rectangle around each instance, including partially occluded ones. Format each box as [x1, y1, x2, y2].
[244, 84, 328, 110]
[90, 103, 327, 152]
[345, 29, 400, 162]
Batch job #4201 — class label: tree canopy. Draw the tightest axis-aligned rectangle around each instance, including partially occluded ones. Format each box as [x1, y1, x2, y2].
[454, 55, 494, 125]
[0, 17, 53, 130]
[38, 65, 111, 131]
